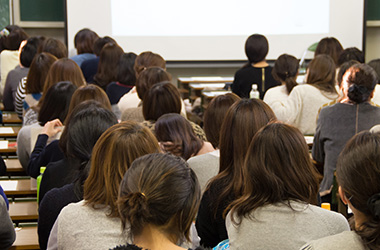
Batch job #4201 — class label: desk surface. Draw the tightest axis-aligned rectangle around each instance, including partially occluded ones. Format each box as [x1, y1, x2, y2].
[202, 90, 232, 98]
[0, 126, 21, 137]
[0, 140, 17, 153]
[0, 179, 36, 196]
[178, 76, 234, 83]
[9, 201, 38, 221]
[189, 83, 226, 90]
[3, 113, 22, 124]
[5, 159, 24, 172]
[11, 227, 39, 250]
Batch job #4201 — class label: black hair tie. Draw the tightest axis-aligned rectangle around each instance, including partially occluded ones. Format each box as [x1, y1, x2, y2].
[367, 193, 380, 220]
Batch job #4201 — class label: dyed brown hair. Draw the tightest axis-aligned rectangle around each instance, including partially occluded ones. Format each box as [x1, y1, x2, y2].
[272, 54, 299, 94]
[315, 37, 343, 66]
[229, 123, 319, 225]
[74, 28, 99, 54]
[25, 52, 57, 94]
[345, 64, 378, 104]
[155, 113, 203, 160]
[134, 51, 166, 78]
[118, 153, 201, 243]
[39, 38, 68, 59]
[206, 99, 276, 217]
[84, 122, 160, 217]
[203, 93, 240, 148]
[306, 54, 337, 94]
[136, 67, 172, 100]
[142, 82, 181, 121]
[337, 131, 380, 250]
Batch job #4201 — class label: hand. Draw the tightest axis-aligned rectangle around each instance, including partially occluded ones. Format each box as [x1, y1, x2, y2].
[42, 119, 63, 138]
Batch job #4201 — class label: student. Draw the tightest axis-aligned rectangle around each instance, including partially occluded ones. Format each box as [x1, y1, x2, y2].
[38, 102, 117, 250]
[368, 59, 380, 105]
[303, 131, 380, 250]
[196, 99, 276, 248]
[231, 34, 279, 99]
[187, 93, 240, 192]
[70, 28, 99, 67]
[93, 43, 124, 90]
[38, 38, 67, 59]
[17, 81, 77, 170]
[313, 63, 380, 203]
[337, 47, 364, 67]
[263, 54, 299, 104]
[267, 54, 339, 135]
[47, 121, 160, 249]
[155, 113, 214, 160]
[112, 153, 201, 250]
[314, 37, 343, 66]
[226, 123, 349, 250]
[0, 185, 15, 249]
[142, 82, 206, 141]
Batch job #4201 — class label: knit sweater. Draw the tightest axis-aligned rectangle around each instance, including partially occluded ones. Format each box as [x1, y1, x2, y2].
[3, 66, 29, 111]
[300, 231, 366, 250]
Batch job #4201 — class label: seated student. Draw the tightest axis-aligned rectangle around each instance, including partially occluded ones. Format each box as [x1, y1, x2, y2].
[0, 185, 15, 249]
[80, 36, 116, 83]
[17, 81, 77, 170]
[196, 99, 276, 248]
[37, 102, 117, 249]
[111, 153, 202, 250]
[231, 34, 279, 99]
[263, 54, 299, 104]
[368, 59, 380, 105]
[23, 58, 86, 126]
[187, 93, 240, 192]
[155, 113, 214, 160]
[70, 28, 99, 67]
[38, 38, 67, 59]
[118, 51, 166, 113]
[337, 47, 364, 67]
[27, 85, 112, 179]
[313, 63, 380, 203]
[314, 37, 343, 67]
[267, 54, 339, 135]
[226, 123, 349, 250]
[92, 43, 124, 90]
[141, 82, 206, 141]
[3, 36, 43, 111]
[302, 131, 380, 250]
[47, 121, 160, 249]
[106, 52, 137, 118]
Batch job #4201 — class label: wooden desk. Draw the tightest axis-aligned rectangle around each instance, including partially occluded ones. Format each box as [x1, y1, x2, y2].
[0, 140, 17, 154]
[3, 113, 22, 125]
[11, 227, 39, 250]
[178, 76, 233, 99]
[0, 126, 21, 138]
[189, 83, 226, 103]
[304, 136, 314, 148]
[0, 179, 37, 196]
[5, 159, 24, 173]
[9, 201, 38, 221]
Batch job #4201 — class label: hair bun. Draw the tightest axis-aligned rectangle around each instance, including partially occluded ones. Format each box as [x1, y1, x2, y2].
[367, 193, 380, 220]
[347, 84, 370, 103]
[118, 192, 150, 233]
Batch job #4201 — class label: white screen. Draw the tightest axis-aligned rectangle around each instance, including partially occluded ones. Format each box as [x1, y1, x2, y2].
[66, 0, 364, 61]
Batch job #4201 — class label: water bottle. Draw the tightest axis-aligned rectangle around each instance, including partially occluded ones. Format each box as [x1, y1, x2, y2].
[37, 166, 46, 202]
[250, 84, 259, 99]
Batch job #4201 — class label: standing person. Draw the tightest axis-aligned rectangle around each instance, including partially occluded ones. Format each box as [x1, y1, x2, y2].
[231, 34, 279, 99]
[302, 131, 380, 250]
[226, 123, 349, 250]
[313, 63, 380, 203]
[112, 153, 202, 250]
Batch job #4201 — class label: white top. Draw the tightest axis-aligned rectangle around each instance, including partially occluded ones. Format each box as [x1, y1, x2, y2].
[371, 84, 380, 106]
[0, 50, 19, 95]
[263, 85, 289, 104]
[267, 84, 338, 135]
[226, 201, 350, 250]
[117, 87, 140, 113]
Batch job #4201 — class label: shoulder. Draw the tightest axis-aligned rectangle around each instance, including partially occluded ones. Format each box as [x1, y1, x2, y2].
[300, 231, 365, 250]
[306, 204, 349, 230]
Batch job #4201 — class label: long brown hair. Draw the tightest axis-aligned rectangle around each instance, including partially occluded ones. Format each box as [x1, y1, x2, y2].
[83, 121, 160, 217]
[306, 54, 337, 94]
[207, 99, 276, 217]
[229, 123, 319, 225]
[337, 131, 380, 250]
[136, 67, 171, 100]
[134, 51, 166, 78]
[315, 37, 343, 66]
[272, 54, 299, 94]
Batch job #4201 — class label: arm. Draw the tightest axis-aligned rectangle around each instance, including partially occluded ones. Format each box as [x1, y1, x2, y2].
[0, 196, 15, 249]
[27, 134, 49, 178]
[312, 112, 325, 164]
[14, 77, 26, 119]
[17, 125, 31, 170]
[47, 218, 58, 250]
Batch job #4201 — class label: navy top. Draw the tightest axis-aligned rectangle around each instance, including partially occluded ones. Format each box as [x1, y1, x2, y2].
[106, 82, 133, 105]
[81, 57, 99, 84]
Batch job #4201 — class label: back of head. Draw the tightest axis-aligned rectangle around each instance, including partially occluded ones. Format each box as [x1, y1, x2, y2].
[142, 81, 181, 121]
[3, 28, 29, 50]
[155, 113, 203, 160]
[136, 67, 172, 100]
[229, 123, 318, 223]
[244, 34, 269, 64]
[272, 54, 299, 94]
[26, 52, 57, 94]
[94, 43, 124, 88]
[368, 59, 380, 84]
[20, 36, 45, 68]
[337, 131, 380, 249]
[338, 47, 364, 66]
[39, 38, 68, 59]
[38, 81, 77, 125]
[117, 153, 201, 243]
[74, 28, 99, 54]
[134, 51, 166, 77]
[345, 64, 378, 103]
[84, 121, 160, 217]
[117, 52, 137, 86]
[203, 93, 240, 148]
[337, 60, 359, 88]
[315, 37, 343, 66]
[306, 54, 336, 93]
[92, 36, 116, 56]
